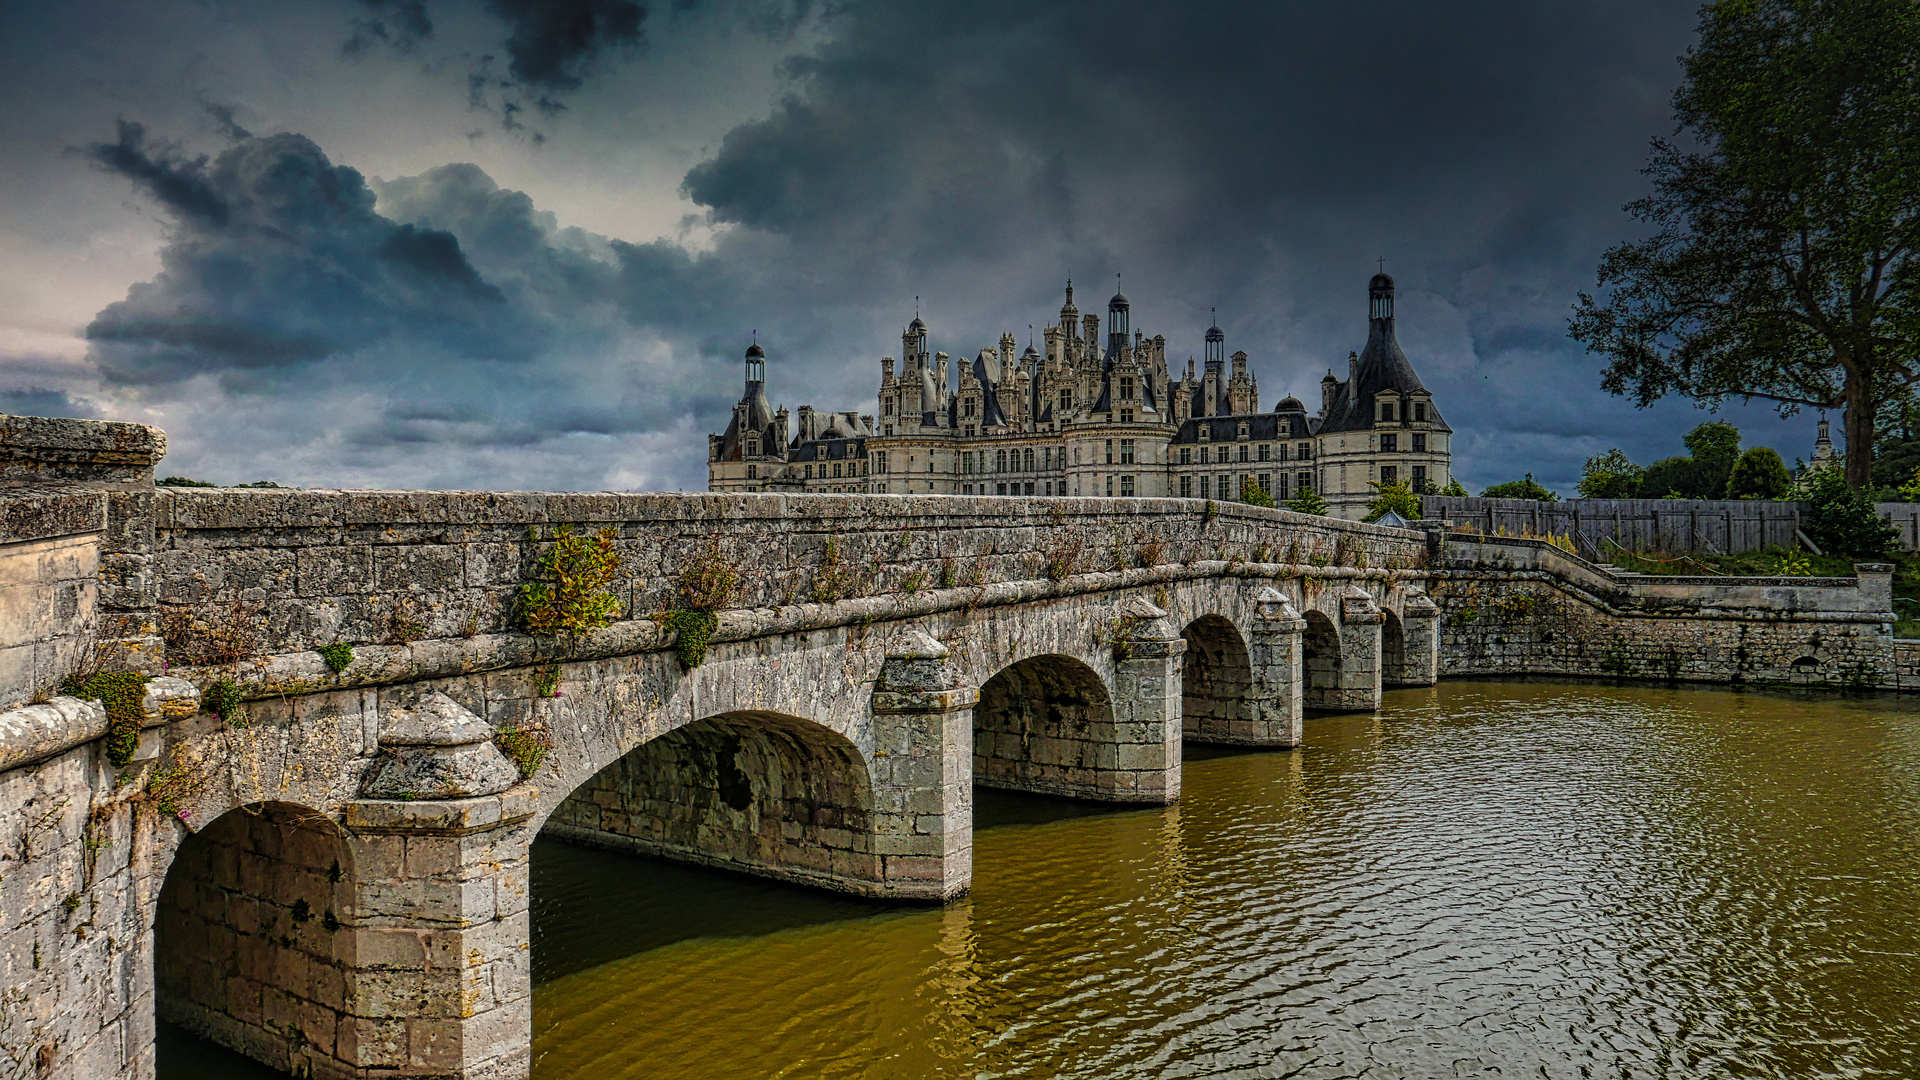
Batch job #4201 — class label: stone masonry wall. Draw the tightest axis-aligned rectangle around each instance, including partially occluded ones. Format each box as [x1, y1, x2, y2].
[1433, 536, 1900, 688]
[155, 803, 356, 1080]
[973, 656, 1120, 800]
[1180, 616, 1254, 743]
[0, 486, 105, 707]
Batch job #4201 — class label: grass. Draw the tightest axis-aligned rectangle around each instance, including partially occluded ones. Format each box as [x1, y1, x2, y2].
[1604, 546, 1920, 637]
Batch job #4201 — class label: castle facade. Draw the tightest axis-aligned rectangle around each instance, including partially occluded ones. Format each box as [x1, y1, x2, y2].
[708, 273, 1452, 520]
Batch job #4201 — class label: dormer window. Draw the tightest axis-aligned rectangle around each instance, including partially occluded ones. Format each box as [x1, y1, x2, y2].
[1414, 402, 1427, 422]
[1120, 377, 1135, 400]
[1380, 403, 1395, 422]
[1120, 409, 1134, 422]
[883, 398, 895, 416]
[1237, 421, 1249, 439]
[746, 437, 759, 456]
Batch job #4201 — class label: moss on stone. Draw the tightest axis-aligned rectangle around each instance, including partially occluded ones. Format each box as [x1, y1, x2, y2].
[62, 671, 150, 768]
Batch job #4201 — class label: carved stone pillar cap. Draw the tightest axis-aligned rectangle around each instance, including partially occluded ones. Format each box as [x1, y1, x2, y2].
[1117, 594, 1178, 642]
[1117, 595, 1168, 620]
[363, 691, 518, 800]
[378, 692, 494, 747]
[884, 629, 951, 660]
[1253, 586, 1301, 620]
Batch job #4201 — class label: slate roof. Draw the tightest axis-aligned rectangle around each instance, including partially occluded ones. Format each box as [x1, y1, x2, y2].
[1317, 312, 1450, 435]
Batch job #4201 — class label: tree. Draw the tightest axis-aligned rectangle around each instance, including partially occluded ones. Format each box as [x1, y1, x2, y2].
[1726, 446, 1793, 498]
[1481, 474, 1558, 501]
[1439, 479, 1468, 497]
[1240, 477, 1275, 508]
[1874, 394, 1920, 489]
[1363, 479, 1421, 523]
[1569, 0, 1920, 490]
[1287, 486, 1328, 516]
[1800, 468, 1899, 557]
[1578, 449, 1645, 498]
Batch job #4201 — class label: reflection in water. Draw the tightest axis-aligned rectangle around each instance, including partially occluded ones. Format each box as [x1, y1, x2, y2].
[530, 682, 1920, 1079]
[158, 682, 1920, 1079]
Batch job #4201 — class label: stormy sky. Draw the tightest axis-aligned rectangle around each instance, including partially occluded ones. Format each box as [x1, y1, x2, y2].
[0, 0, 1826, 493]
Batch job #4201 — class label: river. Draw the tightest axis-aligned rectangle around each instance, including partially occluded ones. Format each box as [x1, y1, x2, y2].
[161, 680, 1920, 1078]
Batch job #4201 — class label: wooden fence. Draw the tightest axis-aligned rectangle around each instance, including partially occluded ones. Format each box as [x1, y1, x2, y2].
[1421, 496, 1920, 556]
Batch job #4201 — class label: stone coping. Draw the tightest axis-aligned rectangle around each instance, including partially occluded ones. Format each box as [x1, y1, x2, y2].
[0, 413, 165, 464]
[176, 559, 1422, 702]
[0, 484, 107, 544]
[155, 486, 1420, 538]
[343, 784, 538, 836]
[1447, 532, 1869, 588]
[0, 676, 197, 771]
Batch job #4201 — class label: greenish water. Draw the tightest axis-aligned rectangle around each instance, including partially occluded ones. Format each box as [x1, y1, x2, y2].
[162, 681, 1920, 1078]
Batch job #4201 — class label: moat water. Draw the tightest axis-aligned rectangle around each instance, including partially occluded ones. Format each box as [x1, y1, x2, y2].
[161, 681, 1920, 1079]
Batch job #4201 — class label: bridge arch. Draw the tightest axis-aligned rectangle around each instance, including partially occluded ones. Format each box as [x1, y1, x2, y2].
[1181, 614, 1254, 744]
[154, 800, 356, 1079]
[1381, 608, 1408, 686]
[542, 709, 878, 893]
[1302, 609, 1345, 710]
[973, 653, 1118, 799]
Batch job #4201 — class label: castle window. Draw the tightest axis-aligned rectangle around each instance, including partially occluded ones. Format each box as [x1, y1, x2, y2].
[1298, 443, 1312, 459]
[1121, 475, 1135, 497]
[1120, 377, 1134, 399]
[1237, 422, 1248, 439]
[1413, 465, 1427, 484]
[1258, 473, 1271, 493]
[1381, 403, 1395, 422]
[1105, 440, 1114, 465]
[1381, 465, 1397, 484]
[1120, 439, 1135, 464]
[1258, 444, 1271, 462]
[1024, 448, 1035, 471]
[997, 449, 1008, 472]
[747, 465, 757, 479]
[1216, 446, 1230, 464]
[1180, 476, 1192, 497]
[832, 463, 842, 478]
[1060, 390, 1072, 412]
[965, 425, 975, 437]
[876, 452, 888, 473]
[1217, 475, 1231, 500]
[884, 425, 894, 436]
[1120, 409, 1134, 423]
[1106, 475, 1114, 496]
[1275, 444, 1288, 462]
[1298, 471, 1312, 493]
[1412, 434, 1427, 453]
[1236, 445, 1248, 463]
[1025, 482, 1035, 495]
[884, 398, 895, 415]
[804, 464, 812, 479]
[746, 437, 758, 456]
[997, 483, 1008, 495]
[1414, 403, 1427, 422]
[1381, 434, 1397, 452]
[965, 399, 976, 417]
[1180, 447, 1192, 465]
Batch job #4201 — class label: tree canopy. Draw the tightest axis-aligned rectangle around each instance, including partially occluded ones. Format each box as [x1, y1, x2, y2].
[1578, 449, 1645, 498]
[1481, 474, 1559, 501]
[1569, 0, 1920, 489]
[1363, 479, 1422, 522]
[1726, 446, 1794, 498]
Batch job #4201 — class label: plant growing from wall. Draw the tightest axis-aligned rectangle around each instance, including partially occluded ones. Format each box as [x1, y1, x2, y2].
[62, 672, 149, 768]
[662, 542, 741, 670]
[495, 728, 553, 780]
[1135, 535, 1164, 568]
[318, 643, 354, 673]
[1203, 499, 1218, 523]
[144, 755, 206, 821]
[531, 663, 561, 698]
[938, 556, 958, 589]
[1044, 537, 1082, 581]
[811, 537, 854, 603]
[202, 678, 244, 726]
[518, 524, 623, 641]
[1103, 614, 1145, 663]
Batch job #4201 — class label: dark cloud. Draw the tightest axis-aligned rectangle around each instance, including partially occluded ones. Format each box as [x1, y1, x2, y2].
[486, 0, 647, 91]
[0, 388, 97, 421]
[83, 128, 526, 385]
[343, 0, 434, 58]
[204, 103, 252, 142]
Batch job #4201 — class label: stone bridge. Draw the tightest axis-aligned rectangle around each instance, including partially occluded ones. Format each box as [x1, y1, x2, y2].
[0, 416, 1443, 1080]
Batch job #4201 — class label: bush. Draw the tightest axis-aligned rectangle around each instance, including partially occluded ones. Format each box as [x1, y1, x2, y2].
[1287, 486, 1328, 516]
[1801, 469, 1899, 558]
[1725, 446, 1792, 499]
[1363, 479, 1421, 522]
[1480, 474, 1558, 501]
[1439, 479, 1468, 497]
[1240, 478, 1275, 507]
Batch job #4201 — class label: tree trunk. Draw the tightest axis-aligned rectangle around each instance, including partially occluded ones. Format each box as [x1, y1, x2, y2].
[1844, 368, 1877, 489]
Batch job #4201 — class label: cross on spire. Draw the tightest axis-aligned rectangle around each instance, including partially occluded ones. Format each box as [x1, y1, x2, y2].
[1377, 256, 1386, 273]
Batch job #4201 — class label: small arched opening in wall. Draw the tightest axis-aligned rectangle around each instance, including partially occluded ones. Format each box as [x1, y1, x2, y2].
[1380, 609, 1410, 686]
[973, 654, 1115, 799]
[540, 710, 876, 902]
[1181, 615, 1254, 744]
[1303, 610, 1345, 710]
[154, 801, 355, 1079]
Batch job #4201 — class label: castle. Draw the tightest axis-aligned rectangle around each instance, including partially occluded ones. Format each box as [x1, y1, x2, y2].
[708, 272, 1453, 520]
